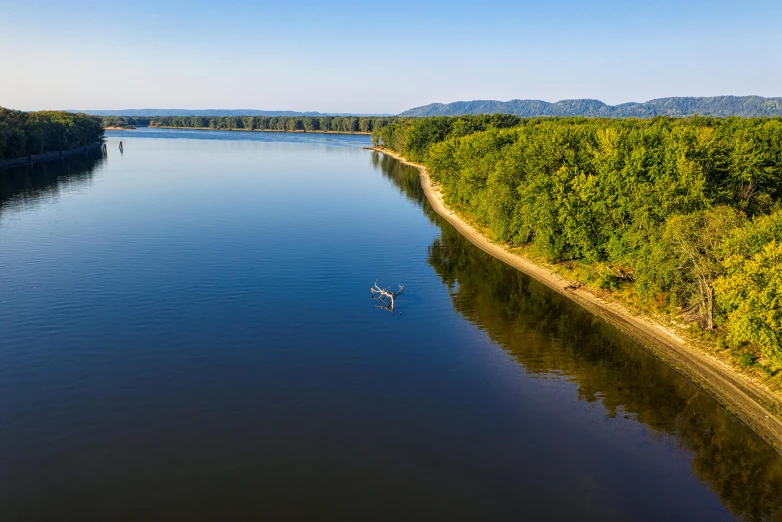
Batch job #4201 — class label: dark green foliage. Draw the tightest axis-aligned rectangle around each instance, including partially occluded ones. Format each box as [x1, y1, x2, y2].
[102, 116, 151, 127]
[374, 115, 782, 363]
[400, 96, 782, 118]
[740, 353, 756, 367]
[0, 108, 104, 161]
[145, 115, 393, 134]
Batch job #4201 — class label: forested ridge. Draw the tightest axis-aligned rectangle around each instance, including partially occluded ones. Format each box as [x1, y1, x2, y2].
[401, 96, 782, 118]
[373, 115, 782, 373]
[114, 115, 394, 133]
[0, 108, 103, 161]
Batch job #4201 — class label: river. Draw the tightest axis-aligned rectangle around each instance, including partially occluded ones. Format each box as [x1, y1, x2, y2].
[1, 128, 781, 521]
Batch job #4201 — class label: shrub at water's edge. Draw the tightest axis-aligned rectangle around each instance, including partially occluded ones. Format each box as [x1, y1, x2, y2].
[373, 115, 782, 374]
[0, 108, 104, 161]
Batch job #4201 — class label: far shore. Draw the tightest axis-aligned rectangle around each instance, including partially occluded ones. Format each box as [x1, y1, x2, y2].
[147, 126, 371, 136]
[370, 146, 782, 456]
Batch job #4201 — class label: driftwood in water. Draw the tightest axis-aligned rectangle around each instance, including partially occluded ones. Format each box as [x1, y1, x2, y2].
[370, 281, 404, 311]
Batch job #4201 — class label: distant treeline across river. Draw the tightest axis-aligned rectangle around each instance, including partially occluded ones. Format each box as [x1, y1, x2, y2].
[104, 115, 395, 134]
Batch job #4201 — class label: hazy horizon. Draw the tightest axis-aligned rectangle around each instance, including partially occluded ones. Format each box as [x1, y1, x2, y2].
[2, 0, 781, 113]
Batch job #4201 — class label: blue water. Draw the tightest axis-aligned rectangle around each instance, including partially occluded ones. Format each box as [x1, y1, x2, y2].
[1, 128, 780, 521]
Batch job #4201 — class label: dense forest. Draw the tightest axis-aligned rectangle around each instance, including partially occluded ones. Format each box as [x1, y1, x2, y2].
[0, 108, 103, 161]
[373, 115, 782, 370]
[400, 96, 782, 118]
[136, 115, 394, 133]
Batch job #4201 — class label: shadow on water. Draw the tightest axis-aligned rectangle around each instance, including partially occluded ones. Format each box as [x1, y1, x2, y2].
[0, 152, 105, 221]
[372, 151, 782, 521]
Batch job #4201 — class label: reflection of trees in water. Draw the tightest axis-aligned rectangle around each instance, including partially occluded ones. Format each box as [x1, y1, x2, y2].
[429, 226, 782, 521]
[372, 152, 430, 211]
[372, 151, 782, 521]
[0, 153, 104, 220]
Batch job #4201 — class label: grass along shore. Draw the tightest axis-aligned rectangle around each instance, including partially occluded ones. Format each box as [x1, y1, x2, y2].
[371, 145, 782, 455]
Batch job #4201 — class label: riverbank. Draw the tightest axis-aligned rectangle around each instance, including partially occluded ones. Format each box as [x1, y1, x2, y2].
[151, 126, 370, 136]
[370, 146, 782, 455]
[0, 141, 105, 171]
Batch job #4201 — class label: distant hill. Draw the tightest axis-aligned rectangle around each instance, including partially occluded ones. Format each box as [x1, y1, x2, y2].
[72, 109, 390, 117]
[399, 96, 782, 118]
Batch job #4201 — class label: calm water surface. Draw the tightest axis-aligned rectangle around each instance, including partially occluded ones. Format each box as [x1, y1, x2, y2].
[1, 128, 781, 521]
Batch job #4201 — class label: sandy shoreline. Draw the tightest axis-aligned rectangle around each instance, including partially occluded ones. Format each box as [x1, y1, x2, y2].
[371, 146, 782, 455]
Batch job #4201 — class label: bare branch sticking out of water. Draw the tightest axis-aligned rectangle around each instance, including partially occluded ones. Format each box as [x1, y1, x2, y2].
[370, 281, 404, 312]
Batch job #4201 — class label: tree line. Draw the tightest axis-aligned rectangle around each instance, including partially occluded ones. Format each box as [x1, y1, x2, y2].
[134, 115, 394, 133]
[0, 108, 104, 161]
[373, 115, 782, 369]
[102, 116, 151, 127]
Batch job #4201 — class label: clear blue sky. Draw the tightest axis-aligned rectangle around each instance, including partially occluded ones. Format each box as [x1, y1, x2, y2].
[1, 0, 780, 113]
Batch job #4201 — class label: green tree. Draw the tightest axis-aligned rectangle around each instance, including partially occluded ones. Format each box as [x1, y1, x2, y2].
[661, 207, 743, 329]
[715, 210, 782, 362]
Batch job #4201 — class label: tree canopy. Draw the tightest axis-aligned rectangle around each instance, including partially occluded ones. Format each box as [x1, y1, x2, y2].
[0, 108, 104, 161]
[374, 115, 782, 367]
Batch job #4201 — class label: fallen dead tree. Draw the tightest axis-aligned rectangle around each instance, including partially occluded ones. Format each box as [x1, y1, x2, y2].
[370, 281, 404, 311]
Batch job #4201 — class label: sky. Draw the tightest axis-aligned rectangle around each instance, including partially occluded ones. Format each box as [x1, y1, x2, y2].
[1, 0, 781, 114]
